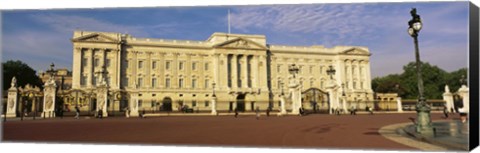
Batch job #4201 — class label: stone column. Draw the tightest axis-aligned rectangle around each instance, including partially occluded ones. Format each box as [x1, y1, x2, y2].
[253, 55, 259, 89]
[211, 96, 217, 115]
[397, 97, 403, 112]
[159, 53, 165, 88]
[72, 47, 83, 88]
[279, 95, 287, 115]
[346, 61, 352, 90]
[42, 80, 57, 118]
[242, 55, 249, 88]
[289, 80, 301, 115]
[326, 80, 338, 114]
[213, 54, 219, 89]
[365, 61, 373, 91]
[443, 85, 454, 113]
[173, 53, 178, 88]
[115, 49, 121, 89]
[342, 96, 347, 113]
[88, 49, 94, 87]
[146, 52, 152, 88]
[129, 93, 139, 117]
[96, 85, 109, 117]
[259, 55, 268, 91]
[6, 85, 18, 118]
[457, 85, 469, 113]
[232, 54, 238, 89]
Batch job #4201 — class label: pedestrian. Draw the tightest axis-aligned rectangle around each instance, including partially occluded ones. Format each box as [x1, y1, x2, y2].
[299, 107, 304, 116]
[74, 106, 80, 119]
[234, 107, 238, 118]
[266, 107, 270, 117]
[98, 109, 103, 119]
[255, 106, 260, 120]
[442, 105, 449, 118]
[139, 109, 145, 118]
[369, 106, 373, 115]
[125, 107, 130, 118]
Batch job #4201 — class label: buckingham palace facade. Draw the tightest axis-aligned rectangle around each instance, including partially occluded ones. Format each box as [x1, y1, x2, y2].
[71, 31, 373, 113]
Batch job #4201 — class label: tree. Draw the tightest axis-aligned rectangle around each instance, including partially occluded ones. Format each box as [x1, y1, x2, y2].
[400, 62, 447, 99]
[445, 68, 467, 92]
[372, 61, 466, 100]
[372, 74, 407, 97]
[2, 60, 43, 91]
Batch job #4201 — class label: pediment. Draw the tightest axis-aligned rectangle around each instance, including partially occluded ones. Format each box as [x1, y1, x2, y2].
[213, 37, 267, 50]
[340, 48, 371, 56]
[71, 33, 119, 43]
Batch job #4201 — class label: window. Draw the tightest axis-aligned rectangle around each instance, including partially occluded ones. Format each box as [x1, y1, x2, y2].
[204, 63, 209, 71]
[165, 61, 171, 70]
[152, 61, 157, 69]
[310, 80, 314, 87]
[138, 100, 143, 107]
[106, 77, 110, 85]
[165, 78, 171, 88]
[93, 76, 97, 85]
[192, 79, 197, 88]
[192, 62, 197, 71]
[179, 78, 184, 88]
[138, 78, 143, 88]
[205, 101, 209, 107]
[124, 77, 129, 87]
[360, 82, 363, 89]
[320, 66, 323, 74]
[94, 58, 99, 67]
[277, 65, 281, 73]
[353, 81, 356, 89]
[277, 80, 282, 89]
[152, 78, 157, 88]
[179, 61, 184, 70]
[125, 60, 129, 68]
[309, 66, 313, 74]
[83, 58, 88, 67]
[204, 79, 209, 89]
[151, 100, 157, 107]
[138, 61, 144, 69]
[106, 59, 111, 67]
[192, 101, 197, 107]
[81, 76, 87, 86]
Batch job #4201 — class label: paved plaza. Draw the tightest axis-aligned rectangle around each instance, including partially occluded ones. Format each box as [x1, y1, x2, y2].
[1, 112, 466, 151]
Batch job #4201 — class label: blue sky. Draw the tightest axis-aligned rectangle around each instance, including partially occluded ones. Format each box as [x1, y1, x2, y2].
[1, 2, 469, 78]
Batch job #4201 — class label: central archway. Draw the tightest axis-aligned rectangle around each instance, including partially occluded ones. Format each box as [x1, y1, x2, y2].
[236, 94, 246, 112]
[162, 97, 173, 112]
[302, 88, 329, 114]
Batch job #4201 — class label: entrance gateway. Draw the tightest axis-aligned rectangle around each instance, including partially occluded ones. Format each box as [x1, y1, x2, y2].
[162, 97, 173, 111]
[301, 88, 330, 114]
[236, 94, 246, 112]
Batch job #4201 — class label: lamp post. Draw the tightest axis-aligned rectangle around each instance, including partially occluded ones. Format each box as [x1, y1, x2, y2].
[326, 65, 336, 80]
[288, 64, 299, 78]
[407, 8, 434, 136]
[212, 82, 216, 97]
[280, 81, 284, 96]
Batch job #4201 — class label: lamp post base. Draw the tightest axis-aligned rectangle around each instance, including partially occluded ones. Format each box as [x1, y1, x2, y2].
[416, 103, 434, 137]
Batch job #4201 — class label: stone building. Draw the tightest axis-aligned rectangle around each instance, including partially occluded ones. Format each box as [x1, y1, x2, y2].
[71, 31, 373, 113]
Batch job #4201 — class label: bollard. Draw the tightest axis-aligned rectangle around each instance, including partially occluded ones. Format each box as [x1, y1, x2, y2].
[3, 112, 6, 122]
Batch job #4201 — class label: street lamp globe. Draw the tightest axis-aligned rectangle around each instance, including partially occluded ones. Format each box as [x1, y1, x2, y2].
[408, 28, 415, 36]
[413, 22, 422, 31]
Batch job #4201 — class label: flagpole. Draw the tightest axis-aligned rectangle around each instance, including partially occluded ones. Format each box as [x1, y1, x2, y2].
[228, 9, 231, 34]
